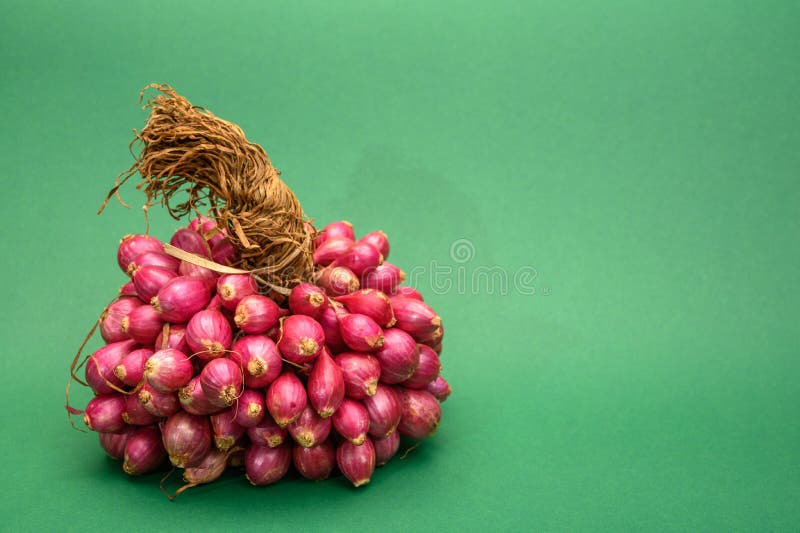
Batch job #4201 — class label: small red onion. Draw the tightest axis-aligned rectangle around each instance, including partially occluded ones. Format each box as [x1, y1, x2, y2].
[374, 329, 419, 384]
[336, 289, 395, 328]
[277, 315, 324, 364]
[183, 448, 229, 488]
[390, 296, 442, 341]
[316, 220, 355, 247]
[170, 228, 211, 258]
[217, 274, 257, 311]
[415, 319, 444, 346]
[318, 266, 360, 296]
[363, 384, 402, 438]
[210, 409, 246, 451]
[117, 234, 163, 273]
[98, 427, 136, 460]
[179, 377, 223, 416]
[391, 286, 423, 300]
[234, 294, 281, 334]
[125, 305, 164, 346]
[361, 262, 405, 293]
[100, 298, 139, 343]
[122, 426, 166, 475]
[318, 306, 347, 353]
[293, 441, 336, 481]
[401, 345, 441, 389]
[332, 398, 370, 445]
[132, 265, 179, 303]
[211, 238, 238, 266]
[83, 394, 126, 433]
[162, 411, 212, 468]
[179, 261, 218, 290]
[266, 371, 307, 427]
[288, 283, 328, 318]
[186, 309, 233, 361]
[188, 216, 217, 234]
[206, 294, 223, 312]
[427, 376, 451, 402]
[288, 406, 332, 448]
[200, 358, 243, 407]
[332, 241, 383, 277]
[335, 352, 381, 399]
[339, 313, 384, 352]
[247, 415, 288, 448]
[234, 389, 266, 428]
[229, 335, 282, 389]
[337, 438, 376, 487]
[359, 230, 389, 258]
[431, 340, 442, 355]
[307, 349, 345, 418]
[245, 443, 291, 486]
[137, 383, 180, 417]
[397, 388, 442, 439]
[86, 339, 137, 395]
[122, 393, 160, 426]
[373, 431, 400, 466]
[144, 349, 194, 393]
[152, 276, 212, 323]
[154, 324, 189, 352]
[119, 280, 138, 297]
[127, 251, 180, 275]
[313, 237, 354, 267]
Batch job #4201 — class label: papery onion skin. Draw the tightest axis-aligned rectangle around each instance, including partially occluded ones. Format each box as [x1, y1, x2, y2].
[332, 398, 370, 445]
[186, 309, 233, 361]
[397, 388, 442, 439]
[152, 276, 212, 323]
[339, 313, 384, 353]
[99, 427, 136, 460]
[84, 394, 127, 433]
[122, 426, 166, 476]
[373, 431, 401, 466]
[217, 274, 258, 311]
[374, 329, 419, 384]
[277, 315, 325, 364]
[144, 349, 194, 393]
[162, 411, 212, 468]
[229, 335, 283, 389]
[244, 443, 291, 486]
[200, 358, 244, 408]
[359, 230, 390, 259]
[293, 441, 336, 481]
[137, 383, 180, 418]
[337, 438, 376, 488]
[117, 234, 163, 273]
[234, 389, 266, 428]
[287, 406, 332, 448]
[307, 349, 345, 418]
[247, 415, 288, 448]
[335, 352, 381, 400]
[234, 295, 282, 335]
[288, 283, 328, 319]
[427, 376, 452, 402]
[86, 340, 137, 395]
[401, 344, 441, 389]
[363, 384, 402, 438]
[266, 371, 308, 427]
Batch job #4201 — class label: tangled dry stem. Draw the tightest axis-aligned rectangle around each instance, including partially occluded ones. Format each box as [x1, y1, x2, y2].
[100, 84, 314, 287]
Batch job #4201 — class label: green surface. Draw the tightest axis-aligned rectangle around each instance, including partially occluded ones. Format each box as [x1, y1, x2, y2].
[2, 0, 798, 530]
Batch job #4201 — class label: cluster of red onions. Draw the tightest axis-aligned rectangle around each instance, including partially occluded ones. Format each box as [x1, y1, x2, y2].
[75, 218, 450, 492]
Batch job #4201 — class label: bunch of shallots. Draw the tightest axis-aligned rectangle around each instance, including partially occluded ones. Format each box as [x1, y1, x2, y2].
[73, 218, 450, 492]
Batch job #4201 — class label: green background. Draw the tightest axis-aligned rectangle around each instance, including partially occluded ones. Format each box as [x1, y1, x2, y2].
[2, 0, 798, 530]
